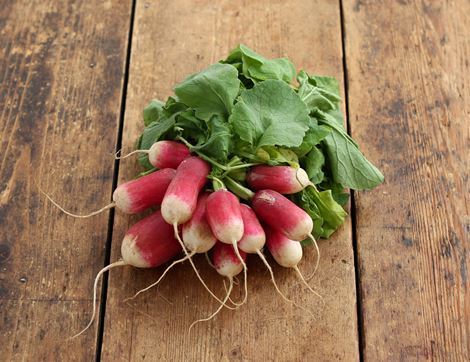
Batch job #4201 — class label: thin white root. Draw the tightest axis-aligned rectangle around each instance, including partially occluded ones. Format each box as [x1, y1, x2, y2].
[223, 278, 243, 308]
[189, 277, 233, 333]
[124, 252, 196, 302]
[40, 186, 116, 218]
[69, 260, 126, 339]
[306, 233, 320, 281]
[172, 223, 234, 310]
[232, 241, 248, 305]
[115, 149, 149, 160]
[294, 265, 323, 300]
[256, 250, 315, 318]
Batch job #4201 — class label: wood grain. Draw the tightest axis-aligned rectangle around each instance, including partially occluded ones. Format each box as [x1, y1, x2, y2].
[343, 0, 470, 360]
[0, 0, 132, 360]
[101, 0, 359, 361]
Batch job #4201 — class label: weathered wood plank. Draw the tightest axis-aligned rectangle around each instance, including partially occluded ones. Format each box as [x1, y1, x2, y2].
[343, 0, 469, 360]
[0, 1, 132, 360]
[101, 0, 359, 360]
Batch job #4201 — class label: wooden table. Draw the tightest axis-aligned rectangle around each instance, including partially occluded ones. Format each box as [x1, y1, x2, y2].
[1, 1, 468, 361]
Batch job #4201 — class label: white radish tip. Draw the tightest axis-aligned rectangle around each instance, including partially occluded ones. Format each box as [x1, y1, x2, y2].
[112, 186, 133, 214]
[295, 168, 311, 189]
[121, 235, 150, 268]
[161, 195, 192, 224]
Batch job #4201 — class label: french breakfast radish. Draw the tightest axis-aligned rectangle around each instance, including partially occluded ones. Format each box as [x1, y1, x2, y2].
[182, 192, 217, 253]
[189, 242, 246, 330]
[116, 140, 190, 169]
[161, 156, 210, 225]
[247, 165, 311, 194]
[206, 189, 248, 304]
[252, 189, 313, 241]
[72, 210, 182, 338]
[160, 156, 225, 303]
[265, 226, 320, 298]
[148, 140, 191, 169]
[42, 168, 175, 218]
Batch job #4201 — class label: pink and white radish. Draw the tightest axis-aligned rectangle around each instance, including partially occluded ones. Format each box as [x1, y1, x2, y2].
[252, 189, 313, 241]
[116, 140, 190, 169]
[252, 189, 320, 280]
[182, 192, 217, 253]
[205, 189, 248, 304]
[190, 242, 246, 330]
[42, 168, 175, 218]
[265, 226, 320, 298]
[160, 156, 225, 302]
[148, 140, 191, 169]
[72, 210, 182, 338]
[247, 165, 311, 194]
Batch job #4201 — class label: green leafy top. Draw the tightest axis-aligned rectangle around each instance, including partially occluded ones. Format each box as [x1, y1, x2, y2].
[136, 44, 384, 240]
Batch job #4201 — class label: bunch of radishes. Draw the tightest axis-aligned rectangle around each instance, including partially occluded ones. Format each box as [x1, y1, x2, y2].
[46, 45, 384, 337]
[54, 140, 319, 337]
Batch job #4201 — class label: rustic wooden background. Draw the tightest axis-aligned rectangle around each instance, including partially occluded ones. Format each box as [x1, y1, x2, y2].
[0, 0, 468, 361]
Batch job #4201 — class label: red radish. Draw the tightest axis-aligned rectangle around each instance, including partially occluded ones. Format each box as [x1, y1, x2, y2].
[252, 189, 313, 241]
[160, 157, 224, 303]
[238, 204, 265, 254]
[190, 242, 246, 330]
[148, 140, 190, 169]
[182, 192, 217, 253]
[161, 156, 210, 225]
[112, 168, 176, 214]
[206, 190, 248, 304]
[265, 226, 320, 298]
[72, 210, 182, 338]
[206, 190, 244, 245]
[42, 168, 175, 218]
[116, 140, 190, 169]
[247, 165, 311, 194]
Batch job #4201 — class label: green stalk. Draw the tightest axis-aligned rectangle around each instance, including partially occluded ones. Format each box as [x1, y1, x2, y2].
[176, 136, 228, 170]
[224, 177, 255, 201]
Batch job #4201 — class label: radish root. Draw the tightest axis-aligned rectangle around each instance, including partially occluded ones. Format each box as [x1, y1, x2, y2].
[69, 260, 126, 339]
[294, 265, 322, 300]
[172, 223, 233, 309]
[124, 251, 196, 302]
[306, 233, 320, 281]
[255, 250, 315, 318]
[40, 187, 115, 218]
[232, 241, 248, 305]
[189, 277, 233, 332]
[115, 149, 149, 160]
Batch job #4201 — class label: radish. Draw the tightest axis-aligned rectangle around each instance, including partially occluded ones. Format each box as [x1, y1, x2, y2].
[42, 168, 175, 218]
[190, 242, 246, 330]
[252, 189, 320, 280]
[116, 140, 190, 169]
[205, 189, 248, 304]
[265, 226, 320, 298]
[72, 210, 182, 338]
[252, 189, 313, 241]
[247, 165, 311, 194]
[161, 156, 210, 225]
[182, 192, 217, 253]
[160, 156, 224, 303]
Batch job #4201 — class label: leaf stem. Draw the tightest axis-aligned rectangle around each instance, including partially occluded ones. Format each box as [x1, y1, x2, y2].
[176, 136, 228, 170]
[224, 177, 255, 201]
